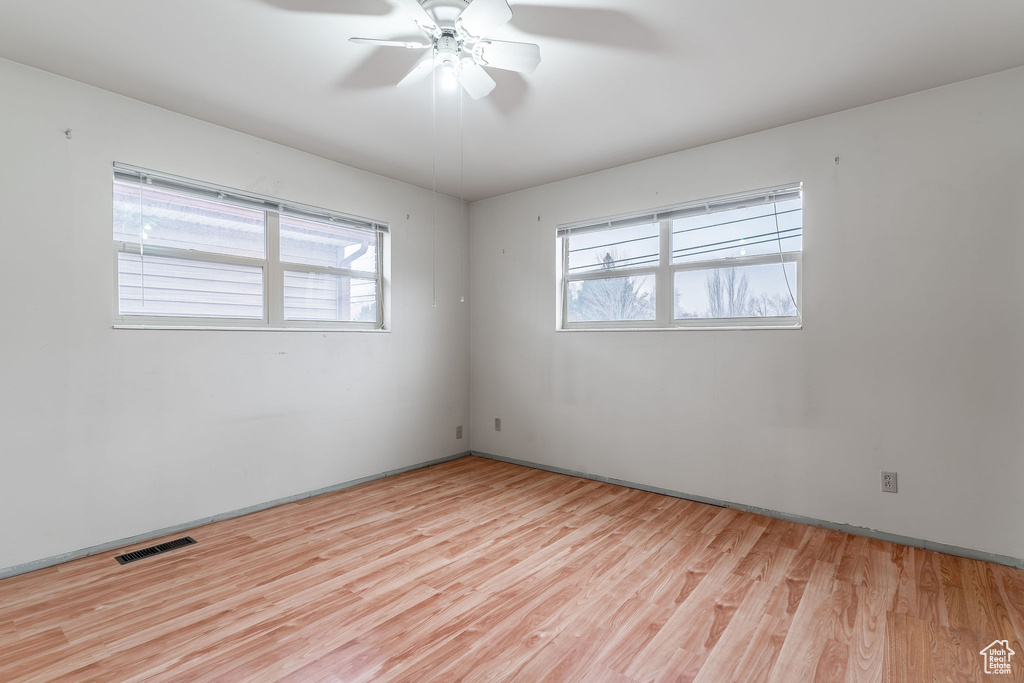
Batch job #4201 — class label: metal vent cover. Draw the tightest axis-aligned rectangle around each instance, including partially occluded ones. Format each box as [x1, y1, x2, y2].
[115, 536, 197, 565]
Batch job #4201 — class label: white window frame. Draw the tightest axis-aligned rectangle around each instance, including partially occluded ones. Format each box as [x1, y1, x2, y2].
[557, 184, 802, 331]
[111, 164, 388, 331]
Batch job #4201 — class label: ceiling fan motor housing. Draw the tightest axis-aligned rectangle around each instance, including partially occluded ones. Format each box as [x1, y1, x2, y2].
[348, 0, 537, 99]
[422, 0, 470, 30]
[436, 30, 461, 72]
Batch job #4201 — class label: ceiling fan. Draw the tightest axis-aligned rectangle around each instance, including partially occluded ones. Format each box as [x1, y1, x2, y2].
[349, 0, 541, 99]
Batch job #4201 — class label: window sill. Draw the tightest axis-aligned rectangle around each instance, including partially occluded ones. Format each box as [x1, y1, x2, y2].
[113, 324, 389, 332]
[557, 324, 802, 332]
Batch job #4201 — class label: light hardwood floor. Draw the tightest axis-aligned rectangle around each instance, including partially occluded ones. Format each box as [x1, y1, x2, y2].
[1, 456, 1022, 682]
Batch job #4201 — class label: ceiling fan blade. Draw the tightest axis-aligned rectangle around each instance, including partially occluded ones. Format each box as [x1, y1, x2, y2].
[397, 54, 436, 88]
[456, 0, 512, 38]
[349, 37, 431, 49]
[457, 61, 497, 99]
[473, 40, 540, 73]
[390, 0, 439, 33]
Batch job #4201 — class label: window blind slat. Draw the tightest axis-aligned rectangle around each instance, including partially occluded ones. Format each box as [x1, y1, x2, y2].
[556, 184, 801, 237]
[114, 163, 388, 234]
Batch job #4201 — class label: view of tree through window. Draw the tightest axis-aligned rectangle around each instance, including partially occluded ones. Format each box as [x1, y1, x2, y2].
[565, 224, 658, 323]
[559, 186, 801, 328]
[567, 270, 655, 322]
[674, 262, 798, 320]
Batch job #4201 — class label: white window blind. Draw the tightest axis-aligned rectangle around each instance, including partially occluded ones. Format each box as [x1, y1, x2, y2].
[113, 165, 387, 234]
[558, 184, 802, 329]
[112, 164, 387, 329]
[556, 186, 800, 237]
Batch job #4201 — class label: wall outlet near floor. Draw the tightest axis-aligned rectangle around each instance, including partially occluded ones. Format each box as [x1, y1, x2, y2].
[456, 426, 462, 439]
[881, 471, 898, 493]
[495, 418, 501, 432]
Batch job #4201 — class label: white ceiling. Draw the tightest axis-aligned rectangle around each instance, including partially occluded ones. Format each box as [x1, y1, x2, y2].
[2, 0, 1023, 200]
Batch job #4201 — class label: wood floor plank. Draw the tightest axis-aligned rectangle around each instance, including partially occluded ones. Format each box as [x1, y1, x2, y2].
[912, 547, 949, 628]
[415, 521, 643, 680]
[582, 663, 639, 682]
[691, 579, 774, 683]
[510, 595, 650, 682]
[882, 612, 931, 683]
[960, 556, 1004, 635]
[812, 579, 858, 682]
[0, 620, 19, 649]
[596, 598, 676, 676]
[707, 514, 769, 557]
[622, 553, 746, 680]
[991, 564, 1024, 648]
[940, 553, 973, 631]
[730, 614, 792, 683]
[0, 628, 72, 680]
[846, 548, 900, 682]
[764, 548, 817, 619]
[653, 646, 705, 682]
[836, 534, 871, 585]
[926, 623, 984, 683]
[0, 456, 1021, 682]
[765, 559, 838, 683]
[735, 518, 800, 585]
[890, 544, 918, 618]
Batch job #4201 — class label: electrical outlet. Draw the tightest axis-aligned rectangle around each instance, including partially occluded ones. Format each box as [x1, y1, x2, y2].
[881, 471, 898, 493]
[495, 418, 501, 432]
[456, 426, 462, 439]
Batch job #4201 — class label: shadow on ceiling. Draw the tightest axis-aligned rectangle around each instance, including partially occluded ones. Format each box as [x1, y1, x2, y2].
[338, 57, 532, 116]
[338, 37, 532, 115]
[488, 70, 530, 115]
[511, 4, 664, 52]
[257, 0, 391, 15]
[339, 41, 426, 89]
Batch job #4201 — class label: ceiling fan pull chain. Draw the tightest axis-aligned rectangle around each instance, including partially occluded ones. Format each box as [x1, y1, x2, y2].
[460, 84, 466, 303]
[431, 58, 437, 309]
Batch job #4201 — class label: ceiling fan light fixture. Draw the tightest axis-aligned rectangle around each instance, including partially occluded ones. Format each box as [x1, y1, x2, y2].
[350, 0, 537, 99]
[441, 62, 458, 90]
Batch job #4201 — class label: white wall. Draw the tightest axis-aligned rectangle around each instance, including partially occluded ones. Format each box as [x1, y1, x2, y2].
[469, 67, 1024, 560]
[0, 58, 470, 571]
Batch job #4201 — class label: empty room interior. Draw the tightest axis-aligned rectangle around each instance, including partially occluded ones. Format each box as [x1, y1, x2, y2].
[2, 0, 1024, 680]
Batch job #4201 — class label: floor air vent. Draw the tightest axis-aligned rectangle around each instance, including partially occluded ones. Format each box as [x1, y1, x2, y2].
[115, 536, 197, 565]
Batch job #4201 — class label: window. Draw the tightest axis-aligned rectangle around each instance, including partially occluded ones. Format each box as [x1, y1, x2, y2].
[112, 164, 387, 329]
[558, 185, 802, 329]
